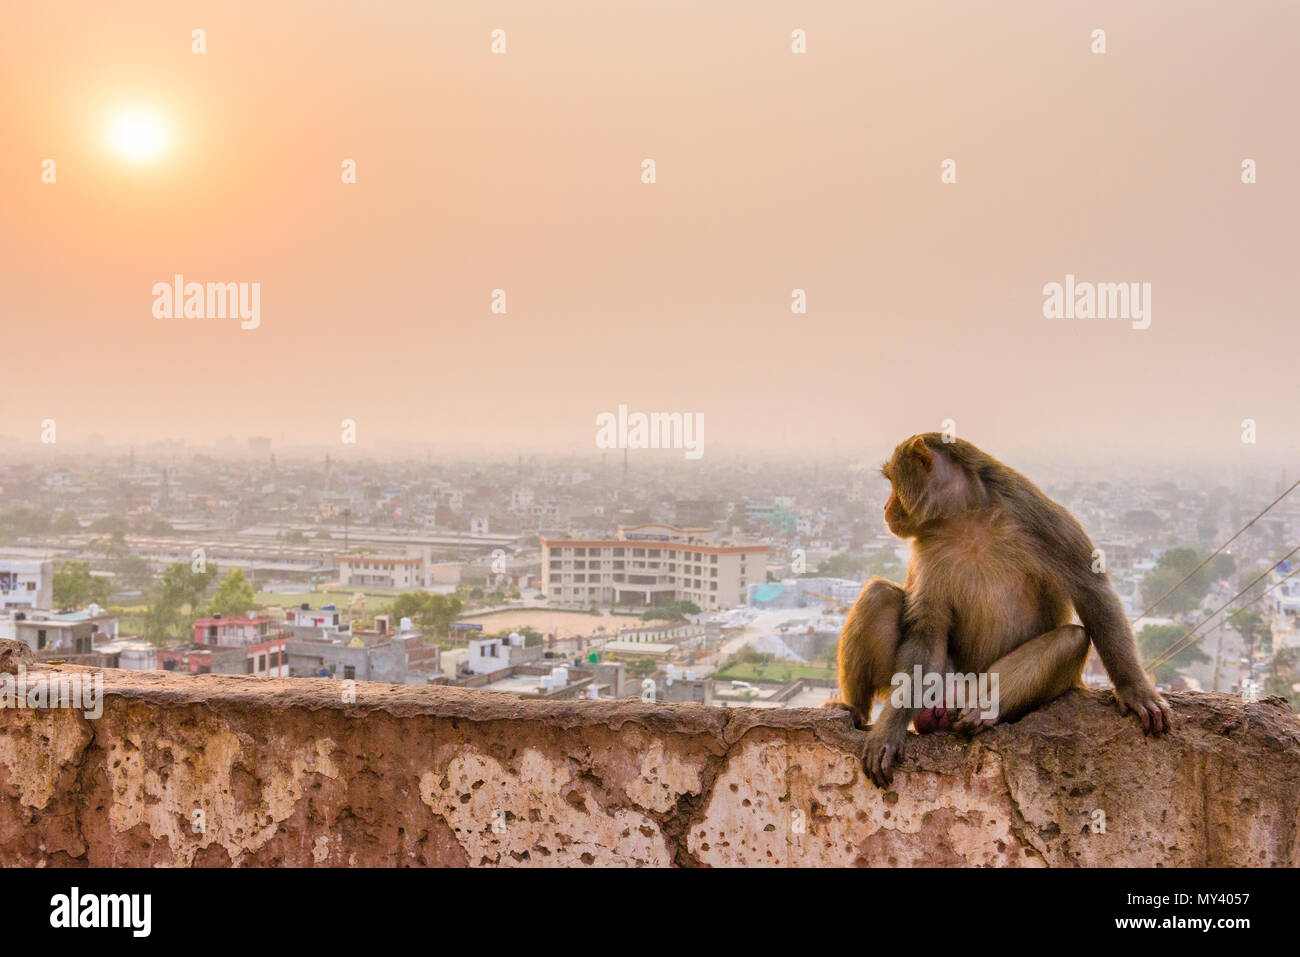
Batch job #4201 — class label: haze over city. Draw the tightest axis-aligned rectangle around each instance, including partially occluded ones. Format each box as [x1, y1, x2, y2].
[3, 0, 1298, 463]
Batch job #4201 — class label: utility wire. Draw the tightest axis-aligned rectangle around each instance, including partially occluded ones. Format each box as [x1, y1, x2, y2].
[1144, 545, 1300, 672]
[1130, 477, 1300, 626]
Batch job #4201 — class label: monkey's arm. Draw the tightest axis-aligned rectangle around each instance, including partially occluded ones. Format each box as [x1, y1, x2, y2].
[1071, 571, 1173, 734]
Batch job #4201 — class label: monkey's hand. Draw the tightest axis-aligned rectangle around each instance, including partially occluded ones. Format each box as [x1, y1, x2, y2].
[1114, 680, 1173, 735]
[862, 722, 907, 788]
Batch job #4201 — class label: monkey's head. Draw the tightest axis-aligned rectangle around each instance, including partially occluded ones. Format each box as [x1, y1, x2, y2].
[881, 433, 984, 537]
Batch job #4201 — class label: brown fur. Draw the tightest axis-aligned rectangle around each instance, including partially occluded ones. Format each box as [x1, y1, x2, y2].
[833, 433, 1172, 787]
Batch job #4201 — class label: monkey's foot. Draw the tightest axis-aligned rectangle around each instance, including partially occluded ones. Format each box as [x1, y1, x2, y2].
[822, 699, 867, 730]
[863, 726, 907, 788]
[913, 706, 954, 734]
[952, 708, 996, 735]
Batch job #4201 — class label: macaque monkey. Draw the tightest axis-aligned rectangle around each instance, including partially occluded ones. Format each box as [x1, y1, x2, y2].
[832, 434, 1172, 788]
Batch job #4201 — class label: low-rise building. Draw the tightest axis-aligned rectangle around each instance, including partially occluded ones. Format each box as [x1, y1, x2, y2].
[466, 632, 531, 675]
[283, 603, 351, 640]
[190, 614, 292, 676]
[338, 553, 433, 589]
[542, 524, 768, 611]
[95, 639, 158, 671]
[0, 558, 53, 611]
[283, 617, 440, 684]
[0, 605, 118, 656]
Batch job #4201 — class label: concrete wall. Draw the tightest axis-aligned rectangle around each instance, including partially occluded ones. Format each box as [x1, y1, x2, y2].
[0, 640, 1296, 867]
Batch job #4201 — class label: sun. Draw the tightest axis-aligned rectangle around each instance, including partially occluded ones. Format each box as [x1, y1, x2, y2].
[107, 108, 169, 162]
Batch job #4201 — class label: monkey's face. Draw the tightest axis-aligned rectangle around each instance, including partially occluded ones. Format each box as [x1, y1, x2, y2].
[883, 486, 915, 537]
[881, 437, 934, 537]
[881, 434, 982, 537]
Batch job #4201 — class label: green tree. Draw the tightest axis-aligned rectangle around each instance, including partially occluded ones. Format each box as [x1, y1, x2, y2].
[135, 516, 174, 536]
[390, 590, 465, 638]
[812, 552, 869, 580]
[391, 591, 428, 623]
[144, 561, 219, 644]
[0, 508, 52, 541]
[1140, 548, 1214, 616]
[209, 569, 256, 617]
[1234, 569, 1274, 606]
[1207, 553, 1236, 581]
[52, 511, 81, 534]
[1138, 623, 1209, 684]
[865, 551, 905, 583]
[89, 514, 129, 535]
[1228, 608, 1273, 657]
[110, 554, 155, 593]
[143, 599, 184, 645]
[626, 657, 656, 677]
[641, 599, 701, 621]
[418, 593, 464, 637]
[159, 562, 218, 611]
[1266, 646, 1300, 709]
[52, 561, 111, 610]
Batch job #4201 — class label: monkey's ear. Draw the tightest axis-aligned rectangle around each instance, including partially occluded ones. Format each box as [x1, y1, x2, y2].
[908, 437, 934, 473]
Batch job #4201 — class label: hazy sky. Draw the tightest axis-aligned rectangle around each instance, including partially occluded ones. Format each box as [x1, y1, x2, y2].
[2, 1, 1297, 466]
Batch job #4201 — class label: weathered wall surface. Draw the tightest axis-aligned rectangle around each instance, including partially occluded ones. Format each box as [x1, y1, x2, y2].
[0, 640, 1296, 867]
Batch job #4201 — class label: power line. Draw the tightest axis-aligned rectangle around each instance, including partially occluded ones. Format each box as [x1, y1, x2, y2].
[1130, 477, 1300, 626]
[1211, 565, 1299, 623]
[1204, 564, 1300, 691]
[1195, 564, 1300, 684]
[1144, 546, 1300, 673]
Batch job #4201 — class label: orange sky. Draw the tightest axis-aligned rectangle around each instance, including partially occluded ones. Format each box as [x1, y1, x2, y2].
[1, 1, 1297, 465]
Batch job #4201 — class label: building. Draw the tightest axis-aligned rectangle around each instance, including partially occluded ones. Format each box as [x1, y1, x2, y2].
[541, 524, 768, 611]
[283, 603, 352, 640]
[0, 558, 53, 611]
[284, 616, 441, 684]
[95, 639, 158, 671]
[640, 669, 713, 705]
[190, 614, 292, 676]
[744, 503, 799, 535]
[601, 639, 676, 658]
[466, 633, 528, 675]
[0, 605, 119, 655]
[616, 622, 707, 644]
[747, 577, 863, 610]
[337, 553, 428, 589]
[458, 656, 623, 700]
